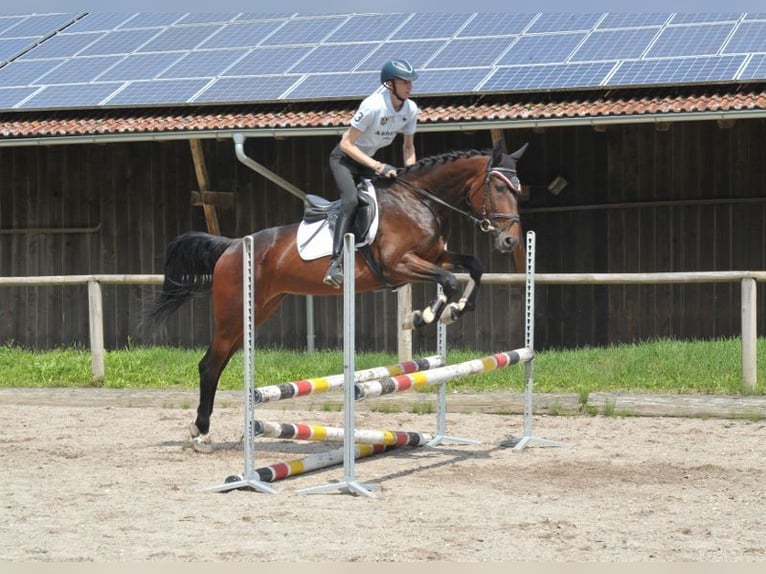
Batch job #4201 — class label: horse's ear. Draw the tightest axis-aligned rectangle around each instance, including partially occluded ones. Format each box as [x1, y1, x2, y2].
[492, 139, 504, 165]
[510, 142, 529, 161]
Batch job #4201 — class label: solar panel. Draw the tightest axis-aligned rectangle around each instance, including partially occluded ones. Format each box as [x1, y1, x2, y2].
[358, 40, 448, 71]
[159, 49, 248, 79]
[457, 13, 535, 37]
[608, 55, 746, 86]
[597, 13, 670, 28]
[224, 46, 311, 76]
[138, 25, 223, 52]
[261, 16, 347, 46]
[527, 13, 603, 33]
[389, 13, 471, 40]
[415, 68, 493, 95]
[483, 61, 616, 91]
[18, 32, 102, 59]
[647, 24, 736, 58]
[498, 33, 587, 66]
[571, 28, 660, 61]
[0, 16, 27, 36]
[64, 13, 136, 33]
[18, 82, 121, 109]
[106, 79, 210, 106]
[284, 72, 379, 100]
[724, 21, 766, 53]
[0, 37, 35, 63]
[177, 13, 239, 25]
[36, 55, 122, 84]
[289, 43, 379, 74]
[740, 54, 766, 79]
[0, 86, 37, 108]
[670, 13, 742, 24]
[96, 52, 182, 81]
[118, 13, 185, 29]
[197, 21, 284, 49]
[77, 29, 160, 56]
[1, 11, 766, 113]
[326, 14, 410, 42]
[1, 13, 78, 37]
[425, 37, 517, 69]
[194, 75, 300, 103]
[235, 14, 295, 22]
[0, 59, 60, 85]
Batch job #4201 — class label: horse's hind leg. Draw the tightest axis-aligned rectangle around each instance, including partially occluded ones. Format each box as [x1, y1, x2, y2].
[190, 332, 240, 453]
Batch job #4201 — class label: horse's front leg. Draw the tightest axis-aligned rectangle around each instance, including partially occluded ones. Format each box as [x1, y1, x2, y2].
[436, 252, 483, 325]
[392, 254, 461, 330]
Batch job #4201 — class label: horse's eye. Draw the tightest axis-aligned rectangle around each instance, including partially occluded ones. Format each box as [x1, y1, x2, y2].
[494, 183, 505, 192]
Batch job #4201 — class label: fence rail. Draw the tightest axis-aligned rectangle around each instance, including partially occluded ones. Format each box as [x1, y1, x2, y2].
[0, 272, 762, 390]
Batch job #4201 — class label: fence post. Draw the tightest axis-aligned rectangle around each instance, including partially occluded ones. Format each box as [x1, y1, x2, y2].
[397, 284, 412, 361]
[741, 277, 757, 391]
[87, 280, 105, 383]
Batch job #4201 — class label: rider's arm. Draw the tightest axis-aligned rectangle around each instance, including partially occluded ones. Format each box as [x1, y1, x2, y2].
[339, 127, 388, 175]
[402, 133, 416, 167]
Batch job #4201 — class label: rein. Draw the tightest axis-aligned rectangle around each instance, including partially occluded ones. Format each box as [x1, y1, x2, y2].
[391, 175, 486, 228]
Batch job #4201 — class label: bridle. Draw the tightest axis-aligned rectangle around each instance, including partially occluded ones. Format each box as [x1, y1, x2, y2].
[477, 158, 522, 233]
[391, 156, 521, 234]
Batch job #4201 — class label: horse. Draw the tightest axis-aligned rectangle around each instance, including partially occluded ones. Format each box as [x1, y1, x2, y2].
[147, 140, 528, 452]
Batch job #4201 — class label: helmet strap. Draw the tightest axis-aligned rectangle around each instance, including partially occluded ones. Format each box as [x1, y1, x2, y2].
[386, 80, 407, 105]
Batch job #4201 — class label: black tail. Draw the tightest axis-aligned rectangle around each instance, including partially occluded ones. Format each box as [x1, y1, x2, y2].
[146, 231, 235, 327]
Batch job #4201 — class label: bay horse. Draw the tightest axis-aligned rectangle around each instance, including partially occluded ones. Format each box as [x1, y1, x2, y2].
[147, 140, 528, 451]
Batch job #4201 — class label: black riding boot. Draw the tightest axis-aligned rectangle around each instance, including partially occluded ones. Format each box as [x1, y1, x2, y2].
[323, 211, 354, 288]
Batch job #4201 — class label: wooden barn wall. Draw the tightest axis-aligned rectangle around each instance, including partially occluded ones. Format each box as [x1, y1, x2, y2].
[1, 118, 765, 353]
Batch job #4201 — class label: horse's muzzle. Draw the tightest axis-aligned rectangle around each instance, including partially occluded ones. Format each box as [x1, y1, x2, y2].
[496, 232, 519, 253]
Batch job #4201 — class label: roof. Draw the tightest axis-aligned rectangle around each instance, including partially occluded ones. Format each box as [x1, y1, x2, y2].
[1, 83, 765, 145]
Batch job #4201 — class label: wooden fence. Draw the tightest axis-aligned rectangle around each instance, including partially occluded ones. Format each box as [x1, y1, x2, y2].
[0, 271, 763, 390]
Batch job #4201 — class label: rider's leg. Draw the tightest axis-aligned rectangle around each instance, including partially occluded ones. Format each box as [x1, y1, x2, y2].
[325, 151, 362, 288]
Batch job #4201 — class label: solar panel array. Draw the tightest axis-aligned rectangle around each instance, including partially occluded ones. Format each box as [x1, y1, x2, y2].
[1, 11, 766, 111]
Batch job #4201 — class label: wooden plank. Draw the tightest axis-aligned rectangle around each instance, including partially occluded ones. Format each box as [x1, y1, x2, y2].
[189, 139, 220, 235]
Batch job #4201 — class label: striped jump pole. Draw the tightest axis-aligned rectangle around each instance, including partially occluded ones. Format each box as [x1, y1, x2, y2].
[253, 355, 445, 404]
[254, 420, 435, 446]
[355, 348, 535, 400]
[225, 444, 400, 485]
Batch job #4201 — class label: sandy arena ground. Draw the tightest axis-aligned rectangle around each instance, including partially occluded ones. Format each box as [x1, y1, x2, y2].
[1, 388, 764, 562]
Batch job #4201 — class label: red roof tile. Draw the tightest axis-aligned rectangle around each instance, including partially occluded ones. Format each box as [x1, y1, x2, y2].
[1, 84, 766, 141]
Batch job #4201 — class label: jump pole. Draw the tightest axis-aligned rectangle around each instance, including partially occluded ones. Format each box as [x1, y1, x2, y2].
[501, 230, 567, 451]
[207, 235, 277, 494]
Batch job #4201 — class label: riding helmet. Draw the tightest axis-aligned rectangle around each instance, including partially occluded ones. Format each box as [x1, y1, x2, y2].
[380, 59, 419, 84]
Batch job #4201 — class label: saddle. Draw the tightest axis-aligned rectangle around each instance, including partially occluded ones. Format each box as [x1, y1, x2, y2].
[303, 182, 375, 241]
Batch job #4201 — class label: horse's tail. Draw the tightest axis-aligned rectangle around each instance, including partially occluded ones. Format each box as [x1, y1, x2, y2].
[146, 231, 235, 327]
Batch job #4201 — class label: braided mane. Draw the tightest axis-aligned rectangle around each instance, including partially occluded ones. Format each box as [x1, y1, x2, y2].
[400, 148, 489, 175]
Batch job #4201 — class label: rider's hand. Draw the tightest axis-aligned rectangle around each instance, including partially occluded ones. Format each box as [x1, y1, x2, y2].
[379, 164, 397, 178]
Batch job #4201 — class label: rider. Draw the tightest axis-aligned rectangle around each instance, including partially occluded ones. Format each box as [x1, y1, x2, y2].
[323, 58, 420, 288]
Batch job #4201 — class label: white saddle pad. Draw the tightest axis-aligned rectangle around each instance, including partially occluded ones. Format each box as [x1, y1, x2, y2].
[296, 180, 380, 261]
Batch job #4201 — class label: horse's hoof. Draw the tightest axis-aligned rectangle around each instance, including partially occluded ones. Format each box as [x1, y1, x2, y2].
[402, 310, 424, 330]
[439, 303, 459, 325]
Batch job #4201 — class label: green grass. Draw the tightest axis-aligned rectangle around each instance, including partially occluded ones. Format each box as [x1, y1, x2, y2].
[0, 337, 763, 395]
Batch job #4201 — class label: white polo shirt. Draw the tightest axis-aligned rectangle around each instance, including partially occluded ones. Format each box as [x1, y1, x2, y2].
[349, 88, 419, 157]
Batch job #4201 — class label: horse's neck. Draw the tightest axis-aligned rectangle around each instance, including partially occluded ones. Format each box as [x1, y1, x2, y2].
[408, 160, 482, 205]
